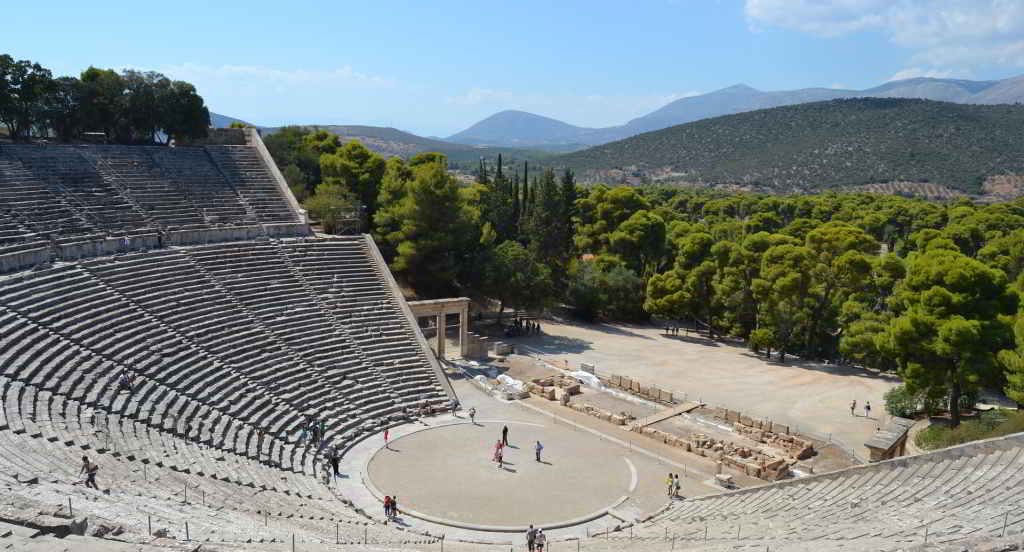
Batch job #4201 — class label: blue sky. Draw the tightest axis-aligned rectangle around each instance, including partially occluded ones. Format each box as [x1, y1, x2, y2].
[5, 0, 1024, 136]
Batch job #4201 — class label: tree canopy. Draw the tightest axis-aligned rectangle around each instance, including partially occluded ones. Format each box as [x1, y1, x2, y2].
[0, 55, 209, 143]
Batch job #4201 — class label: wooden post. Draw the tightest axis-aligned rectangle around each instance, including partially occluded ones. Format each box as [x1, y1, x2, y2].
[202, 489, 205, 507]
[292, 533, 295, 552]
[67, 497, 72, 517]
[147, 515, 151, 536]
[704, 526, 708, 542]
[924, 523, 929, 543]
[336, 522, 339, 544]
[183, 483, 187, 504]
[364, 525, 367, 544]
[143, 464, 147, 482]
[1003, 512, 1009, 537]
[185, 521, 190, 542]
[737, 524, 741, 540]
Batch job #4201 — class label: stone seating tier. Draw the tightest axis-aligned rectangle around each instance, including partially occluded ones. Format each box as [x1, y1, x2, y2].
[0, 142, 300, 245]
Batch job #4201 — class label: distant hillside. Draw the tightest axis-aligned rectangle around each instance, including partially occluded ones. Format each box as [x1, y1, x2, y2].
[555, 98, 1024, 194]
[259, 124, 550, 168]
[446, 110, 597, 151]
[210, 112, 252, 128]
[448, 75, 1024, 149]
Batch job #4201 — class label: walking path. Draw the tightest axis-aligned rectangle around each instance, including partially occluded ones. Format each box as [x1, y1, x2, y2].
[630, 402, 704, 429]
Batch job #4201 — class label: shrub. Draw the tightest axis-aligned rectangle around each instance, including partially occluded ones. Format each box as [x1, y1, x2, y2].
[884, 385, 919, 418]
[914, 409, 1024, 450]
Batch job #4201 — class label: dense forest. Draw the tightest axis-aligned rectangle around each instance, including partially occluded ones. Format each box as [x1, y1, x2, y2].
[267, 126, 1024, 427]
[0, 55, 209, 143]
[556, 98, 1024, 194]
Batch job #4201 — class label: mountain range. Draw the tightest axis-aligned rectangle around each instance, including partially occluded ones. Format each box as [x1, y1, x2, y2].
[554, 98, 1024, 195]
[445, 75, 1024, 150]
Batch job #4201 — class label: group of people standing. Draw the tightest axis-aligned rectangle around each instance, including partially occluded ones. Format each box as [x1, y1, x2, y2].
[666, 472, 682, 498]
[849, 400, 872, 419]
[526, 525, 546, 552]
[301, 414, 326, 445]
[505, 318, 542, 338]
[492, 425, 545, 468]
[383, 495, 400, 520]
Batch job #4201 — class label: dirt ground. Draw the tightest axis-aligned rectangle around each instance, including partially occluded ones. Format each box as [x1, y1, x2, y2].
[501, 351, 858, 475]
[497, 318, 900, 462]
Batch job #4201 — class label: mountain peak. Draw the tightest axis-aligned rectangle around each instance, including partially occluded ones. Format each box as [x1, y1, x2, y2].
[718, 83, 761, 94]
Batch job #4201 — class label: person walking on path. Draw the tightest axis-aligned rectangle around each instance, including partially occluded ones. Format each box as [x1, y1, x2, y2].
[864, 401, 872, 419]
[526, 525, 537, 552]
[80, 456, 98, 490]
[384, 428, 390, 450]
[329, 446, 341, 478]
[392, 496, 400, 518]
[493, 440, 504, 462]
[673, 474, 681, 498]
[535, 440, 543, 462]
[383, 496, 392, 519]
[502, 425, 509, 446]
[469, 407, 477, 425]
[535, 529, 546, 552]
[496, 447, 504, 469]
[666, 473, 675, 496]
[850, 399, 857, 416]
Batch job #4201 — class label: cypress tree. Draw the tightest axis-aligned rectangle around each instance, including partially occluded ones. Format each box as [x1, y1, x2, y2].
[521, 161, 529, 219]
[477, 157, 489, 185]
[512, 170, 521, 232]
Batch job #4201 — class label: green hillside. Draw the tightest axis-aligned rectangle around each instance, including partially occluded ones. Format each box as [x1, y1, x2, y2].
[556, 98, 1024, 193]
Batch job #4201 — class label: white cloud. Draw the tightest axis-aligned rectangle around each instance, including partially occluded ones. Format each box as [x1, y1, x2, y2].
[887, 67, 959, 81]
[745, 0, 1024, 71]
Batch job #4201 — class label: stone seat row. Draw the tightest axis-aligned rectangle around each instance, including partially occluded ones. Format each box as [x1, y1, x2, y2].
[0, 142, 299, 244]
[623, 433, 1024, 551]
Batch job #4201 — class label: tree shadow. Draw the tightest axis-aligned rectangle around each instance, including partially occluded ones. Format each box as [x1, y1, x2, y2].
[509, 335, 592, 355]
[560, 320, 656, 340]
[662, 333, 720, 347]
[746, 352, 903, 382]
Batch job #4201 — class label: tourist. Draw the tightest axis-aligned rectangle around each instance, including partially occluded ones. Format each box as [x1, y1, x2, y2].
[80, 456, 98, 490]
[527, 525, 537, 552]
[864, 401, 872, 419]
[502, 425, 509, 446]
[493, 440, 503, 462]
[384, 428, 390, 449]
[384, 495, 392, 519]
[850, 399, 857, 416]
[535, 529, 546, 552]
[666, 473, 675, 496]
[392, 496, 400, 518]
[469, 407, 477, 425]
[329, 446, 341, 478]
[673, 474, 681, 498]
[535, 440, 544, 462]
[496, 448, 504, 469]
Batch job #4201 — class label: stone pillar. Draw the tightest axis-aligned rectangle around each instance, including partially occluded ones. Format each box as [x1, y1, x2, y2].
[459, 305, 469, 358]
[436, 313, 446, 359]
